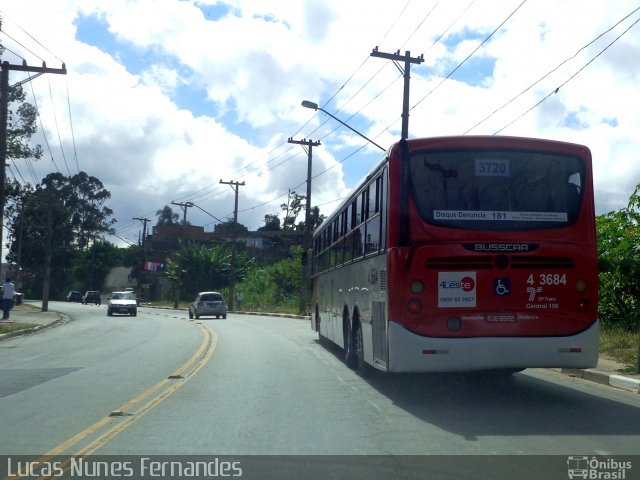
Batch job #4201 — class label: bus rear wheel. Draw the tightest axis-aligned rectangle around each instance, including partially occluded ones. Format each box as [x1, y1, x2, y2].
[354, 322, 366, 371]
[344, 321, 357, 368]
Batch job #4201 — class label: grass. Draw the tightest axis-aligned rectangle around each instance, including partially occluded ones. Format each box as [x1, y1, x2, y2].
[600, 325, 640, 373]
[0, 321, 39, 335]
[0, 303, 40, 335]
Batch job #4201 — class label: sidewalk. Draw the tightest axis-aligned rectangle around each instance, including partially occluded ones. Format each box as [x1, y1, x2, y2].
[554, 355, 640, 394]
[0, 302, 66, 340]
[2, 303, 639, 393]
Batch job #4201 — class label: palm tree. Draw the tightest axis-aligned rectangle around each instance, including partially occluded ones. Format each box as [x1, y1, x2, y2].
[155, 205, 179, 225]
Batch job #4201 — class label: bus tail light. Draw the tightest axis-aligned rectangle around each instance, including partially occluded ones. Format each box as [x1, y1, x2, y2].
[576, 298, 589, 312]
[575, 279, 587, 292]
[408, 300, 422, 314]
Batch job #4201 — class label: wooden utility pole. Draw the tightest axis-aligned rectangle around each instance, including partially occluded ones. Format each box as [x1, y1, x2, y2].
[133, 216, 151, 244]
[287, 137, 320, 315]
[169, 202, 194, 308]
[370, 48, 423, 139]
[220, 180, 245, 311]
[0, 61, 66, 269]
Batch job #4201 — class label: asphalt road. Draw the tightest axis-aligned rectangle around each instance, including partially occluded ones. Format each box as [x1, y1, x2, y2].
[1, 302, 640, 477]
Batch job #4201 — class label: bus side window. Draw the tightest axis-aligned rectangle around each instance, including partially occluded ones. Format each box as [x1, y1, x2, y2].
[344, 231, 353, 263]
[352, 227, 364, 260]
[365, 215, 380, 254]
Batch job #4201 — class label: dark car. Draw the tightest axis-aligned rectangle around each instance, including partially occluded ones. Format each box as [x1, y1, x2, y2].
[66, 291, 83, 302]
[82, 290, 101, 305]
[188, 291, 227, 319]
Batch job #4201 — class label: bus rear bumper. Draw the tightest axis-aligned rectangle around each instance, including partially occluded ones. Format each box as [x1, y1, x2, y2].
[387, 320, 600, 373]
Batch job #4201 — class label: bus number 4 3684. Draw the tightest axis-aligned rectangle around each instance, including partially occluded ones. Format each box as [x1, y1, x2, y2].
[527, 273, 567, 286]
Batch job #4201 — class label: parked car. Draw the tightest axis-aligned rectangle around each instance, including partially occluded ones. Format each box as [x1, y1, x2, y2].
[0, 287, 23, 304]
[66, 291, 83, 302]
[82, 291, 101, 305]
[13, 292, 23, 305]
[107, 291, 137, 317]
[189, 291, 227, 319]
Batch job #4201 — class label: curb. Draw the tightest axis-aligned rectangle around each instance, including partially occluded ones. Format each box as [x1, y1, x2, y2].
[240, 310, 310, 320]
[0, 313, 67, 341]
[559, 367, 640, 394]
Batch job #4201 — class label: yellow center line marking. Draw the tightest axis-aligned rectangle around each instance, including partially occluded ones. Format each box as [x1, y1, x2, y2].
[75, 326, 217, 457]
[4, 323, 217, 480]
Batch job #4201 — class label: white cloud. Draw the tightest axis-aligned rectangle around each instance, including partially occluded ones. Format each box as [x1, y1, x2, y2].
[1, 0, 639, 249]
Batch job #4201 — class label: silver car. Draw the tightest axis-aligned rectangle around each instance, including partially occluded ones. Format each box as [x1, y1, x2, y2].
[189, 291, 227, 319]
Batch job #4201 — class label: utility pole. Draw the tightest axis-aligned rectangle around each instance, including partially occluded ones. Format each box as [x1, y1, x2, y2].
[287, 137, 320, 314]
[220, 180, 245, 311]
[169, 201, 194, 308]
[370, 48, 423, 139]
[171, 201, 194, 226]
[132, 217, 151, 245]
[0, 60, 66, 268]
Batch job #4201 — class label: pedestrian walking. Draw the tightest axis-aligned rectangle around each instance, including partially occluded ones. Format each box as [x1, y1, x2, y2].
[236, 291, 244, 311]
[2, 278, 16, 320]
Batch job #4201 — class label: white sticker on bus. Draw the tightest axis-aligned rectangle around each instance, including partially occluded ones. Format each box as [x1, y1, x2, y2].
[433, 210, 568, 222]
[438, 272, 476, 308]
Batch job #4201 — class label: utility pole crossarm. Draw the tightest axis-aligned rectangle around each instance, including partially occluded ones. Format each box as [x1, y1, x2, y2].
[370, 47, 424, 64]
[370, 47, 424, 140]
[170, 201, 194, 225]
[132, 217, 151, 243]
[2, 60, 67, 75]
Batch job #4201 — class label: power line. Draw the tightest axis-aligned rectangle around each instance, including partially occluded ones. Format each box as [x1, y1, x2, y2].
[0, 9, 65, 64]
[399, 0, 440, 51]
[410, 0, 528, 113]
[464, 4, 640, 134]
[494, 12, 640, 135]
[47, 79, 71, 176]
[65, 81, 80, 174]
[28, 80, 61, 175]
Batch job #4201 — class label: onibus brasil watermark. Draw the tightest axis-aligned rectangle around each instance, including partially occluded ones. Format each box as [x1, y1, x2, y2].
[567, 456, 632, 480]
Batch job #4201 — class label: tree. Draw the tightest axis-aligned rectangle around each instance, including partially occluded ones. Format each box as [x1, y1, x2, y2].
[2, 18, 41, 164]
[257, 214, 281, 231]
[597, 184, 640, 331]
[7, 173, 116, 298]
[164, 242, 252, 301]
[281, 191, 306, 231]
[214, 220, 248, 234]
[41, 172, 116, 250]
[3, 80, 43, 164]
[155, 205, 179, 225]
[310, 206, 325, 230]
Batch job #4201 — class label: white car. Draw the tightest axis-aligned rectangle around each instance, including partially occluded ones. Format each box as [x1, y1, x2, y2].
[107, 291, 137, 316]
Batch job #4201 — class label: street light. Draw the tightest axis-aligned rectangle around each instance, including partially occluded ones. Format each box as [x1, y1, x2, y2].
[301, 100, 386, 152]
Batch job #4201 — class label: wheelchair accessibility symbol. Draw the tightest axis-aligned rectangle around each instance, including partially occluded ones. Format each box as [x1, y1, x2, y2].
[494, 278, 511, 296]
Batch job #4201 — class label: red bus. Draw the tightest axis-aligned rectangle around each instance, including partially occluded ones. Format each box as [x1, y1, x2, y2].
[311, 135, 598, 373]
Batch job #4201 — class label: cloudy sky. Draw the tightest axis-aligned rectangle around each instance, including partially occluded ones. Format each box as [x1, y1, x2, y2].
[1, 0, 639, 248]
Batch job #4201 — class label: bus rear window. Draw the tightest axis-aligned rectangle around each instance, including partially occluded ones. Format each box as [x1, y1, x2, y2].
[409, 149, 586, 231]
